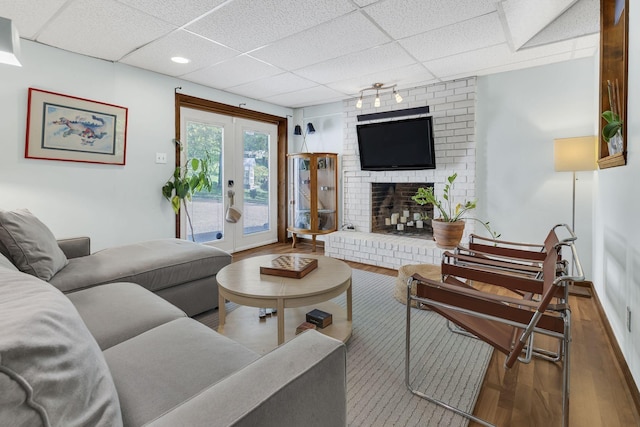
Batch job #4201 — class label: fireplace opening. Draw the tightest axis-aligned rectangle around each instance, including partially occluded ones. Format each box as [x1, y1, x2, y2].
[371, 183, 434, 239]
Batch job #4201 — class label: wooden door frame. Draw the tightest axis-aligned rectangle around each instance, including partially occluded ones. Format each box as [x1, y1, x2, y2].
[175, 93, 288, 243]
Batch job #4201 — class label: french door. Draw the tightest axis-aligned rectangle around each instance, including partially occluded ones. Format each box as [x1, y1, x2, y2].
[179, 107, 278, 252]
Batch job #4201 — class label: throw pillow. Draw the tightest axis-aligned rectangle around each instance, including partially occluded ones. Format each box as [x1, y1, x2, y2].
[0, 209, 68, 281]
[0, 270, 123, 426]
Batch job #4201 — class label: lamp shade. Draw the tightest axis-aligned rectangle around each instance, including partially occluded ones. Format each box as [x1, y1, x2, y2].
[0, 17, 21, 67]
[306, 123, 315, 134]
[554, 136, 597, 171]
[294, 125, 302, 135]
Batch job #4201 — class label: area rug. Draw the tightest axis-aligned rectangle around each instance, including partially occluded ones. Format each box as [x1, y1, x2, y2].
[198, 269, 492, 427]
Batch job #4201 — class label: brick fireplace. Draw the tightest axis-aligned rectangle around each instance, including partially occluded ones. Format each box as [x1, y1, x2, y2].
[324, 76, 477, 269]
[371, 182, 434, 239]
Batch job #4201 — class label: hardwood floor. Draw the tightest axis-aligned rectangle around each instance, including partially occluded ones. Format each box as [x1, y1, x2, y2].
[232, 241, 640, 426]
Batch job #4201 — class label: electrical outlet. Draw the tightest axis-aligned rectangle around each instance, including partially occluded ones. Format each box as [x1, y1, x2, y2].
[155, 152, 167, 164]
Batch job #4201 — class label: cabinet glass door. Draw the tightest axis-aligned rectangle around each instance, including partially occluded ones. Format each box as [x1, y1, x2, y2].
[316, 155, 336, 231]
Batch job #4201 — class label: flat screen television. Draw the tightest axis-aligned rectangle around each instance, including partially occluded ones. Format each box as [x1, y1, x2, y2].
[356, 116, 435, 171]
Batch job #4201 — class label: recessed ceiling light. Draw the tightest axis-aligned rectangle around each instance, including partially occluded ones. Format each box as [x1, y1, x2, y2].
[171, 56, 190, 64]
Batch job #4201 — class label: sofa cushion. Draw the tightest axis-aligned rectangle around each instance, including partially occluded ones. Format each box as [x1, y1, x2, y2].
[49, 239, 231, 293]
[0, 269, 122, 427]
[0, 209, 68, 281]
[104, 317, 259, 427]
[67, 282, 187, 350]
[0, 252, 18, 272]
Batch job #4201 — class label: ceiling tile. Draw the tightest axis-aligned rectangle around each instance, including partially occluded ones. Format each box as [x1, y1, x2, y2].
[6, 0, 600, 108]
[116, 0, 228, 26]
[37, 0, 176, 61]
[185, 0, 356, 52]
[352, 0, 380, 6]
[472, 52, 574, 77]
[426, 39, 577, 79]
[0, 0, 68, 38]
[181, 55, 282, 89]
[573, 33, 599, 50]
[501, 0, 576, 49]
[250, 11, 390, 70]
[120, 30, 240, 76]
[399, 12, 505, 62]
[522, 0, 599, 48]
[263, 85, 345, 108]
[294, 42, 415, 85]
[227, 73, 319, 99]
[363, 0, 496, 39]
[326, 63, 435, 95]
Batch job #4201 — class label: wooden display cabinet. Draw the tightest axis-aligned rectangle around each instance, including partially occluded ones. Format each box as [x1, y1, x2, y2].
[287, 153, 338, 251]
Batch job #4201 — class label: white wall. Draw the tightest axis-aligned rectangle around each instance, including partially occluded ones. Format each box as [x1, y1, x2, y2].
[0, 40, 291, 251]
[476, 58, 597, 279]
[592, 3, 640, 389]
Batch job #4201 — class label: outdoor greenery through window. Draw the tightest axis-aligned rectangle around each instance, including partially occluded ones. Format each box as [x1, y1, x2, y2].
[186, 121, 223, 242]
[185, 121, 271, 242]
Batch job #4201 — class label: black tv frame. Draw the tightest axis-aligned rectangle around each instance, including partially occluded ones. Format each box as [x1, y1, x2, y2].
[356, 115, 436, 171]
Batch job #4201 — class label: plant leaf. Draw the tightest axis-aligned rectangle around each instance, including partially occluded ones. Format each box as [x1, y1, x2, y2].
[602, 122, 621, 140]
[170, 196, 180, 213]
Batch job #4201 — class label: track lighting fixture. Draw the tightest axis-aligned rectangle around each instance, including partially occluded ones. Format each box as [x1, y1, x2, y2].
[355, 83, 402, 109]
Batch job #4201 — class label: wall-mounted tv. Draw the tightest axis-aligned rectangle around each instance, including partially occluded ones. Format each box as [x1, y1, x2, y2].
[356, 116, 435, 171]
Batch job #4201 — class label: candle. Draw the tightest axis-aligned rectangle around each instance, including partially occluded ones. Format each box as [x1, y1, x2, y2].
[397, 224, 404, 231]
[413, 213, 421, 221]
[407, 221, 414, 227]
[416, 220, 424, 229]
[391, 216, 398, 225]
[400, 216, 407, 223]
[385, 218, 391, 226]
[403, 210, 410, 218]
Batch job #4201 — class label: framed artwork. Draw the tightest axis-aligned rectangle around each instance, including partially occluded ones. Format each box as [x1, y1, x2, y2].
[25, 88, 128, 165]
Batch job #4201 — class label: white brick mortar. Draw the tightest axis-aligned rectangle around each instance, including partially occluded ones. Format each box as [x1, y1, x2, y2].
[336, 77, 478, 269]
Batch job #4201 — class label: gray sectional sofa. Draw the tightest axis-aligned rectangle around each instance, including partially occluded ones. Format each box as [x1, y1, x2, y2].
[0, 209, 347, 426]
[52, 236, 231, 316]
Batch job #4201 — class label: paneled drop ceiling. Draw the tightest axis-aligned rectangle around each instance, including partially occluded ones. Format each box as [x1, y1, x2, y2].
[2, 0, 599, 108]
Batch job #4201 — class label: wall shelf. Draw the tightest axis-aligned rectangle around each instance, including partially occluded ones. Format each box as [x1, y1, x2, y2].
[598, 152, 626, 169]
[598, 0, 628, 168]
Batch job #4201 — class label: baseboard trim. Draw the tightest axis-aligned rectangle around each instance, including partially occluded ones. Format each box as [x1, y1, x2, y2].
[591, 286, 640, 412]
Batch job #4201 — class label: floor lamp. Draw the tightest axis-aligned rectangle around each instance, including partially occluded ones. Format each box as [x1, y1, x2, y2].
[554, 135, 597, 297]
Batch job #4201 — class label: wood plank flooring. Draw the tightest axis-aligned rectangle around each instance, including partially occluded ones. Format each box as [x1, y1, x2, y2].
[232, 241, 640, 426]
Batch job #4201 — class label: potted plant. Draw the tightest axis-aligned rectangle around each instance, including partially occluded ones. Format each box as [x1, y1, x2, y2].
[601, 110, 623, 155]
[162, 139, 213, 242]
[411, 173, 497, 249]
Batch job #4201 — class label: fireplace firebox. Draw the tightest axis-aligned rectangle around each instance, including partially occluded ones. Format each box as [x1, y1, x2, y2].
[371, 183, 434, 239]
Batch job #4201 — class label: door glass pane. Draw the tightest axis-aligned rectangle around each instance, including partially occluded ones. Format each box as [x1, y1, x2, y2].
[185, 120, 224, 243]
[242, 129, 270, 235]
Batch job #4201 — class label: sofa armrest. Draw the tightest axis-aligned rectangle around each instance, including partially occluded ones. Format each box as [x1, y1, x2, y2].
[57, 237, 91, 259]
[144, 330, 346, 427]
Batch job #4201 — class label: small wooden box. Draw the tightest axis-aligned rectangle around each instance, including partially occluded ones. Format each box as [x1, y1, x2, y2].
[306, 308, 333, 329]
[260, 255, 318, 279]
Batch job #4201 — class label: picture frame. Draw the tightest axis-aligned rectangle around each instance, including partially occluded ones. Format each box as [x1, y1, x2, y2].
[25, 88, 128, 165]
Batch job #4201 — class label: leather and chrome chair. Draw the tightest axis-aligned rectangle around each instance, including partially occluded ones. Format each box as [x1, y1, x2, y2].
[405, 231, 584, 427]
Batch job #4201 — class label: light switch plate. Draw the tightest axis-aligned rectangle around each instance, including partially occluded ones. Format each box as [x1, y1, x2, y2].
[156, 152, 167, 164]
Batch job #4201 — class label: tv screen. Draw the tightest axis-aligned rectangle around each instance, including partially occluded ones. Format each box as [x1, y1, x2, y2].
[356, 116, 435, 171]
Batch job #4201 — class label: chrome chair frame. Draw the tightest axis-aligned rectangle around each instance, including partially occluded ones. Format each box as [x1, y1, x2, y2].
[405, 237, 584, 427]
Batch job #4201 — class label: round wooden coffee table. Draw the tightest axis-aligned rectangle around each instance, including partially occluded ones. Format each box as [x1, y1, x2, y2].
[216, 254, 352, 354]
